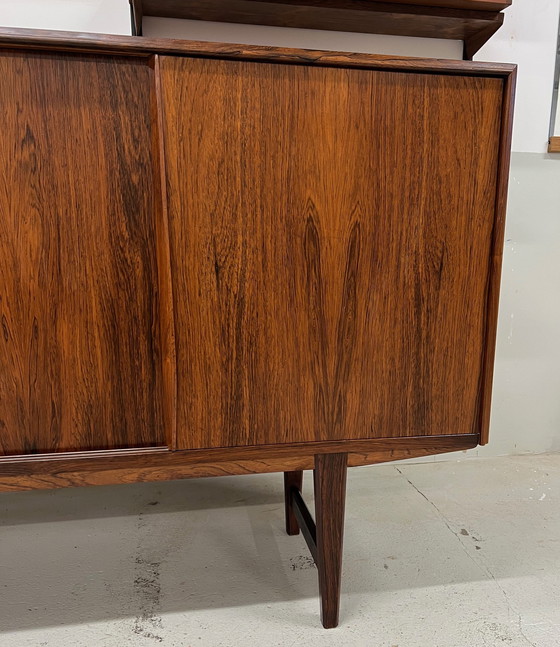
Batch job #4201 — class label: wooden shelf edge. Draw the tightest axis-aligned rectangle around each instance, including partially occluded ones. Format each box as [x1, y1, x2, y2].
[130, 0, 508, 56]
[548, 136, 560, 153]
[0, 434, 479, 492]
[366, 0, 511, 9]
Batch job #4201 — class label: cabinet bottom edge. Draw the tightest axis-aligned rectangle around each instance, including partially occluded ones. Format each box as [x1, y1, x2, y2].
[0, 434, 479, 492]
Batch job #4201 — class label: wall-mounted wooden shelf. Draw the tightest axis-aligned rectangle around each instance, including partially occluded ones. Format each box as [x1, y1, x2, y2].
[129, 0, 511, 59]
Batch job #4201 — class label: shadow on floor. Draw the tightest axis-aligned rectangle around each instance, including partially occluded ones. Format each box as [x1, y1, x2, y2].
[0, 462, 552, 633]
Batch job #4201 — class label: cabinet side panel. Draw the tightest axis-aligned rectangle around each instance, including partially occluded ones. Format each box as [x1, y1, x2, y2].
[0, 51, 165, 454]
[479, 67, 516, 445]
[160, 57, 503, 450]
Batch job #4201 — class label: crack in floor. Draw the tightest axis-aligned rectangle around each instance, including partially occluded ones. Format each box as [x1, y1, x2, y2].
[394, 466, 537, 647]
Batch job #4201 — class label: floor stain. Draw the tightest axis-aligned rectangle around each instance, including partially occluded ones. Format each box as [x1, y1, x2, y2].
[477, 620, 518, 644]
[133, 556, 163, 642]
[290, 555, 315, 571]
[133, 512, 164, 642]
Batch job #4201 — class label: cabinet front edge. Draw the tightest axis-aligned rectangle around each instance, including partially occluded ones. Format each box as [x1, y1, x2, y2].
[0, 27, 516, 77]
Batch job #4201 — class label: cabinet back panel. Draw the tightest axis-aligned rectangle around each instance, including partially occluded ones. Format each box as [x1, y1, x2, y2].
[0, 51, 165, 454]
[161, 56, 503, 450]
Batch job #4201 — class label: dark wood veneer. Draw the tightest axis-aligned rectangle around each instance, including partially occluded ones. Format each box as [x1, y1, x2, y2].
[0, 30, 515, 627]
[346, 0, 510, 7]
[0, 24, 515, 502]
[314, 453, 347, 628]
[284, 470, 304, 535]
[478, 64, 516, 444]
[151, 54, 179, 449]
[0, 51, 165, 454]
[362, 0, 511, 7]
[0, 27, 516, 74]
[161, 55, 503, 451]
[291, 487, 318, 557]
[0, 435, 479, 492]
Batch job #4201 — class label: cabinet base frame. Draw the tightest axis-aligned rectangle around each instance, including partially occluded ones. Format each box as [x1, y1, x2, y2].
[0, 434, 477, 492]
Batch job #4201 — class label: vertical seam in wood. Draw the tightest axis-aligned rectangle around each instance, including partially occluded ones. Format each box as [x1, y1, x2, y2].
[477, 68, 516, 445]
[151, 54, 178, 450]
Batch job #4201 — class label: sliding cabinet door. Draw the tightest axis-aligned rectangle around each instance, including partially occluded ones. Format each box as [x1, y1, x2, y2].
[0, 52, 165, 455]
[160, 56, 503, 450]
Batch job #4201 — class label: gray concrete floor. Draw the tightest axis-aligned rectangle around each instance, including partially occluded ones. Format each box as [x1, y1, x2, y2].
[1, 454, 559, 646]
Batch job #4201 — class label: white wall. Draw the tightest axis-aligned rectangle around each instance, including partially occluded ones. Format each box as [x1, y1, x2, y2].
[1, 0, 560, 457]
[142, 17, 463, 59]
[0, 0, 129, 34]
[485, 153, 560, 456]
[476, 0, 560, 153]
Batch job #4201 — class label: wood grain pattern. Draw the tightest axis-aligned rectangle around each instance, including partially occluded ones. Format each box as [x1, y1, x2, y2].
[0, 27, 517, 77]
[0, 32, 514, 492]
[314, 452, 347, 628]
[0, 51, 165, 455]
[365, 0, 510, 8]
[0, 434, 478, 491]
[151, 54, 178, 450]
[160, 56, 503, 451]
[370, 0, 511, 8]
[0, 36, 515, 631]
[132, 0, 505, 55]
[137, 0, 512, 18]
[478, 65, 516, 444]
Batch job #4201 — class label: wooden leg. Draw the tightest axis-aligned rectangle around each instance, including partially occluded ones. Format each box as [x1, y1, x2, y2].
[314, 453, 348, 629]
[283, 470, 303, 535]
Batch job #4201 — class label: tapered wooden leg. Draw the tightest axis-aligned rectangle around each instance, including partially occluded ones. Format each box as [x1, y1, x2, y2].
[283, 470, 303, 535]
[314, 453, 348, 629]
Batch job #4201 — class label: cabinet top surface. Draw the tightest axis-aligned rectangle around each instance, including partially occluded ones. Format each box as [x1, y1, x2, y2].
[0, 26, 515, 77]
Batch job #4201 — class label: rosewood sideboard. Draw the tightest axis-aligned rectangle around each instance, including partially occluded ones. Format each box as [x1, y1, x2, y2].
[0, 27, 515, 628]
